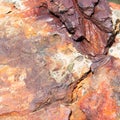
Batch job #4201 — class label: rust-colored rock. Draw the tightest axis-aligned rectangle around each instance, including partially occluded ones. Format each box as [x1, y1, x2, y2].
[0, 1, 91, 119]
[7, 0, 113, 56]
[0, 0, 119, 120]
[77, 56, 120, 120]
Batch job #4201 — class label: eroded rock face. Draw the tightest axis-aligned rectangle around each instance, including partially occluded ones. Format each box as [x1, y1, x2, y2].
[0, 0, 119, 120]
[78, 56, 120, 120]
[32, 0, 113, 56]
[4, 0, 113, 56]
[0, 0, 91, 118]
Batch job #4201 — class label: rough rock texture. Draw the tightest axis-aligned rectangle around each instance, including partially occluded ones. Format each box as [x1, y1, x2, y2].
[0, 0, 91, 119]
[0, 0, 120, 120]
[74, 3, 120, 120]
[109, 3, 120, 58]
[2, 0, 113, 56]
[38, 0, 112, 56]
[78, 56, 120, 120]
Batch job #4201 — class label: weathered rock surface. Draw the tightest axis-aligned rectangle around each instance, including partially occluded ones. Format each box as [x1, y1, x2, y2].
[33, 0, 112, 56]
[0, 0, 91, 119]
[73, 3, 120, 120]
[77, 56, 120, 120]
[109, 3, 120, 58]
[0, 0, 119, 120]
[2, 0, 113, 56]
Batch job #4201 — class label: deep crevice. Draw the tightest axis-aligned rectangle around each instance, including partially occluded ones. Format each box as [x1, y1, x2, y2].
[74, 36, 87, 42]
[70, 69, 91, 103]
[104, 19, 120, 54]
